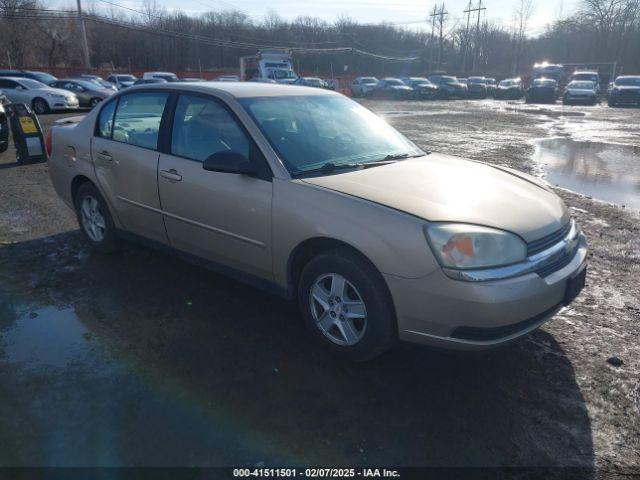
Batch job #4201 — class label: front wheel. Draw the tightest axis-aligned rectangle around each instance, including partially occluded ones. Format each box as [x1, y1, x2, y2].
[298, 248, 397, 361]
[89, 97, 102, 108]
[74, 182, 118, 253]
[32, 98, 49, 115]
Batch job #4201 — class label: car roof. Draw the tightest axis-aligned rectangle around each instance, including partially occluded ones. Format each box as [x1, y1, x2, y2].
[122, 81, 337, 98]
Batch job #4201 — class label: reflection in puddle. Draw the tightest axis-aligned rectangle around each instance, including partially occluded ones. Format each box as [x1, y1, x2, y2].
[2, 307, 93, 370]
[533, 138, 640, 209]
[0, 304, 293, 465]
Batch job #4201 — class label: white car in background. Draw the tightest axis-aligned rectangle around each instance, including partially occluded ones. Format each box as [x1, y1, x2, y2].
[142, 71, 179, 82]
[0, 77, 79, 114]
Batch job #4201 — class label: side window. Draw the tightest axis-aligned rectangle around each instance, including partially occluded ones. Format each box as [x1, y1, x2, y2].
[171, 94, 250, 163]
[112, 92, 168, 149]
[0, 79, 17, 89]
[96, 99, 117, 138]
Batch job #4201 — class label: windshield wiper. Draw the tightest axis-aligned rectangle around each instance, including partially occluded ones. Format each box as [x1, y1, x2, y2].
[291, 162, 362, 177]
[380, 152, 428, 161]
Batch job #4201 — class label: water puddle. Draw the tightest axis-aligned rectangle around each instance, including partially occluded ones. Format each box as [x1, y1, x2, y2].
[533, 138, 640, 209]
[2, 306, 94, 370]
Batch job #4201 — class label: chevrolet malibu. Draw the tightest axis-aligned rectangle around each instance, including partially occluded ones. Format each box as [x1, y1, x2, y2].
[47, 83, 588, 361]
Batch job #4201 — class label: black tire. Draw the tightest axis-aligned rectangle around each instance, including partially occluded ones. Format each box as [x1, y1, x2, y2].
[298, 248, 397, 361]
[90, 97, 102, 108]
[32, 98, 49, 115]
[74, 182, 118, 253]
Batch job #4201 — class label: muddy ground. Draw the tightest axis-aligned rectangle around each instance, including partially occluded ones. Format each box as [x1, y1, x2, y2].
[0, 99, 638, 475]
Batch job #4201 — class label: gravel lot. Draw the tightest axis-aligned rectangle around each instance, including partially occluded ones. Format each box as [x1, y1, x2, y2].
[0, 98, 638, 474]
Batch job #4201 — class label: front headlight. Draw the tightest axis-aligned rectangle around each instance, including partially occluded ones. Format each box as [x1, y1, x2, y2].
[425, 223, 527, 269]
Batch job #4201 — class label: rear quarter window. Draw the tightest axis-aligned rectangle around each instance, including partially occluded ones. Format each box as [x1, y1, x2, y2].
[96, 99, 117, 138]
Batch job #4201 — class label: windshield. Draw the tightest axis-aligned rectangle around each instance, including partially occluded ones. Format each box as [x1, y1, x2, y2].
[19, 79, 47, 89]
[270, 69, 297, 80]
[569, 82, 594, 89]
[468, 77, 485, 84]
[155, 74, 178, 82]
[615, 77, 640, 86]
[533, 79, 556, 87]
[442, 76, 458, 84]
[499, 80, 516, 87]
[117, 75, 136, 82]
[31, 72, 57, 84]
[573, 74, 598, 82]
[240, 95, 423, 175]
[384, 79, 404, 86]
[305, 78, 322, 86]
[73, 79, 100, 89]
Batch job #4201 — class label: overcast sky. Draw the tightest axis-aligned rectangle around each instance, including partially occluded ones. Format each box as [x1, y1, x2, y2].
[66, 0, 580, 36]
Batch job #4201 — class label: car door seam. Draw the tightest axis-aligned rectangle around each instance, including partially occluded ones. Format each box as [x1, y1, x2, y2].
[117, 195, 266, 248]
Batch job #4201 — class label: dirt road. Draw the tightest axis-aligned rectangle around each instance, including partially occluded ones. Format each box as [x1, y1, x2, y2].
[0, 100, 638, 474]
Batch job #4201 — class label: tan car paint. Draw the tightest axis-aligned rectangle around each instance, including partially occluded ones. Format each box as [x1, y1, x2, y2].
[301, 154, 570, 243]
[47, 82, 586, 352]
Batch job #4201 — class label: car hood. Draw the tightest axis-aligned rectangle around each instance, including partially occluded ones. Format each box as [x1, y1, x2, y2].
[301, 154, 569, 242]
[614, 86, 640, 91]
[389, 85, 412, 90]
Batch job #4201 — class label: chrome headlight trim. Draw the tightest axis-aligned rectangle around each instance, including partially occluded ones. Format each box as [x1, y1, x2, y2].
[443, 219, 584, 282]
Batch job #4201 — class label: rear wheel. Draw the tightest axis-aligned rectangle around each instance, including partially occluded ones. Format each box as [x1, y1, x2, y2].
[32, 98, 49, 115]
[298, 248, 397, 361]
[74, 182, 118, 253]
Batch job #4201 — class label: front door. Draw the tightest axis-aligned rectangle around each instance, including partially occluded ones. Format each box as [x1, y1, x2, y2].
[157, 93, 273, 280]
[91, 92, 170, 244]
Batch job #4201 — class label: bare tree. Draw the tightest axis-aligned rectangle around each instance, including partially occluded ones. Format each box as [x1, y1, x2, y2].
[512, 0, 534, 75]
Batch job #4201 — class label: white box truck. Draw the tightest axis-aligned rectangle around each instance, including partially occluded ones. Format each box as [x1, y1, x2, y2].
[240, 50, 298, 83]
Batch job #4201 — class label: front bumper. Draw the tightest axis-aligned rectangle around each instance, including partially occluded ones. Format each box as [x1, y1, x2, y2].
[564, 95, 596, 104]
[51, 99, 80, 110]
[386, 226, 588, 350]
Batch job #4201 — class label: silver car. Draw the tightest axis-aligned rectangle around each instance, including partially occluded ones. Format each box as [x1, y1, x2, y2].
[50, 79, 114, 108]
[47, 83, 588, 361]
[0, 77, 79, 114]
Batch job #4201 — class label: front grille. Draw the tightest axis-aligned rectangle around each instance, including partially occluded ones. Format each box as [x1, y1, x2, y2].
[451, 304, 560, 341]
[536, 252, 574, 277]
[527, 222, 572, 256]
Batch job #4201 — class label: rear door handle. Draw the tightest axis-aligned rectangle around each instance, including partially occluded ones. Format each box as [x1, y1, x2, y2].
[96, 150, 112, 162]
[159, 169, 182, 182]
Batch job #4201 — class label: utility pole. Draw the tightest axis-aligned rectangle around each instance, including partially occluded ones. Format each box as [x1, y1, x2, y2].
[429, 4, 437, 71]
[76, 0, 91, 69]
[470, 0, 486, 72]
[462, 0, 473, 73]
[429, 3, 448, 70]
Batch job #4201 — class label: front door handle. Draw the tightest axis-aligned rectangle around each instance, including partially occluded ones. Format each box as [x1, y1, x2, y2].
[160, 169, 182, 182]
[96, 150, 112, 162]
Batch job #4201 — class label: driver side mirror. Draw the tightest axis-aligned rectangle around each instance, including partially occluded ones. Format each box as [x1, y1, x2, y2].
[203, 151, 257, 176]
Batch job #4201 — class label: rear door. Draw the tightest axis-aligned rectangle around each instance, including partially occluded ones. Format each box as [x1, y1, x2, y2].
[0, 79, 29, 104]
[157, 93, 273, 280]
[91, 91, 170, 244]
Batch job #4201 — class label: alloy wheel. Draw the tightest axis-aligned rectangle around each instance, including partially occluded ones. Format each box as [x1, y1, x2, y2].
[80, 195, 106, 242]
[309, 273, 367, 346]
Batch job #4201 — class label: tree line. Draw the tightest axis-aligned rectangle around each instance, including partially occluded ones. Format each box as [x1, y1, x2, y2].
[1, 0, 639, 79]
